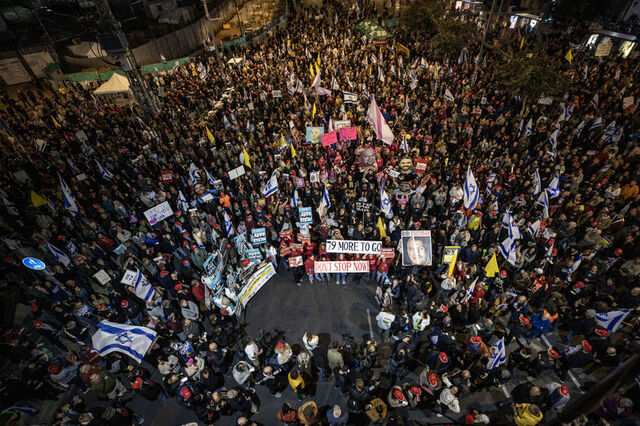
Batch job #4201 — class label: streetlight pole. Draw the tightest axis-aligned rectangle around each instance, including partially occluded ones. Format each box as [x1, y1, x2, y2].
[233, 0, 245, 37]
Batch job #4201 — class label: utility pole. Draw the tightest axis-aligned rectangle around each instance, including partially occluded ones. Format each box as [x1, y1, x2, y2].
[233, 0, 245, 37]
[95, 0, 158, 116]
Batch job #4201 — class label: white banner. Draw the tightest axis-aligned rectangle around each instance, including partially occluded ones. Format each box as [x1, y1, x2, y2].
[237, 262, 276, 307]
[314, 261, 370, 273]
[143, 201, 174, 226]
[326, 239, 382, 255]
[120, 269, 137, 285]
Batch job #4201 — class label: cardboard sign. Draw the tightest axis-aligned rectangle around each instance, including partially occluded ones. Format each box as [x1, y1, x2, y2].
[314, 261, 370, 273]
[326, 239, 382, 255]
[381, 248, 395, 260]
[442, 246, 461, 264]
[120, 269, 137, 285]
[339, 126, 357, 141]
[415, 159, 428, 174]
[299, 207, 313, 224]
[143, 201, 174, 226]
[279, 229, 293, 240]
[321, 131, 338, 147]
[161, 170, 173, 182]
[289, 256, 303, 267]
[93, 269, 111, 285]
[228, 165, 246, 180]
[298, 233, 311, 245]
[251, 227, 267, 245]
[388, 169, 400, 178]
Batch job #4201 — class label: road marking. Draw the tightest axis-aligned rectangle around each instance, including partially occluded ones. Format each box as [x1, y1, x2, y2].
[501, 384, 511, 398]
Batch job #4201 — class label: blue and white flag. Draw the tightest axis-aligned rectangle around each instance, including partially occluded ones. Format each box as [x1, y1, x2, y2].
[46, 241, 73, 267]
[536, 190, 550, 218]
[575, 120, 586, 136]
[603, 120, 617, 142]
[133, 270, 154, 301]
[463, 167, 479, 210]
[343, 92, 358, 104]
[486, 173, 496, 194]
[223, 211, 234, 236]
[390, 65, 397, 78]
[516, 118, 524, 138]
[545, 241, 554, 260]
[527, 217, 542, 237]
[486, 338, 507, 369]
[204, 168, 216, 186]
[177, 190, 189, 212]
[96, 160, 114, 180]
[499, 237, 517, 265]
[404, 97, 410, 114]
[565, 255, 582, 282]
[461, 277, 477, 304]
[401, 134, 409, 153]
[590, 116, 603, 130]
[91, 320, 157, 363]
[188, 162, 201, 185]
[549, 129, 559, 156]
[1, 194, 18, 216]
[590, 94, 599, 109]
[246, 121, 255, 134]
[533, 169, 542, 195]
[320, 185, 331, 210]
[223, 114, 231, 129]
[362, 82, 370, 100]
[547, 175, 560, 198]
[263, 171, 279, 198]
[525, 118, 533, 136]
[502, 211, 522, 240]
[291, 188, 301, 208]
[286, 81, 295, 96]
[58, 173, 79, 217]
[380, 185, 393, 218]
[66, 240, 78, 255]
[444, 88, 455, 103]
[595, 310, 631, 333]
[378, 66, 385, 83]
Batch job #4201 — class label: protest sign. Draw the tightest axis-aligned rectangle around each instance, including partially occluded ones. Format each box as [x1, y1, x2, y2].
[228, 165, 246, 180]
[289, 256, 303, 267]
[306, 126, 324, 144]
[144, 201, 173, 226]
[314, 261, 370, 273]
[246, 248, 262, 262]
[238, 262, 276, 306]
[279, 229, 293, 240]
[299, 207, 313, 224]
[321, 131, 338, 147]
[339, 127, 357, 141]
[414, 159, 428, 174]
[120, 269, 137, 285]
[401, 230, 432, 266]
[251, 227, 267, 245]
[326, 239, 382, 255]
[161, 170, 173, 182]
[93, 269, 111, 285]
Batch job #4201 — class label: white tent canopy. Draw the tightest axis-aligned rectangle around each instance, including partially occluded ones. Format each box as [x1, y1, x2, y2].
[94, 73, 130, 94]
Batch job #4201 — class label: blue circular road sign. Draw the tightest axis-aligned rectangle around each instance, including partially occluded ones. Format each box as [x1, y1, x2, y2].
[22, 257, 46, 270]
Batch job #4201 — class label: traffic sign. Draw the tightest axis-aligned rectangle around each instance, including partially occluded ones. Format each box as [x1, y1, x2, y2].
[22, 257, 46, 270]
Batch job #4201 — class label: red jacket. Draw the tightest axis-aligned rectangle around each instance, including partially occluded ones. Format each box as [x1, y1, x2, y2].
[304, 257, 315, 274]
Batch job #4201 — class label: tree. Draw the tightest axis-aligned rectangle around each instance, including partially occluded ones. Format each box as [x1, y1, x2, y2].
[431, 17, 477, 59]
[399, 0, 443, 32]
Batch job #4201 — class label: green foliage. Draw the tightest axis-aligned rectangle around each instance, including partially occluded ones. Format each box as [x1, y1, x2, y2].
[431, 18, 476, 59]
[399, 0, 442, 32]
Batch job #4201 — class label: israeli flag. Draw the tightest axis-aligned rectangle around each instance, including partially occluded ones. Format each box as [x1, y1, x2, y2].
[400, 134, 409, 153]
[223, 114, 231, 129]
[204, 168, 216, 186]
[331, 76, 340, 91]
[536, 190, 550, 218]
[262, 171, 279, 198]
[499, 237, 517, 265]
[444, 88, 455, 103]
[590, 94, 599, 109]
[188, 162, 201, 185]
[378, 66, 385, 83]
[549, 129, 558, 156]
[291, 188, 301, 208]
[133, 270, 154, 301]
[603, 120, 617, 142]
[223, 211, 234, 236]
[547, 175, 560, 198]
[486, 338, 507, 370]
[463, 167, 479, 210]
[486, 173, 496, 194]
[177, 190, 189, 212]
[321, 185, 331, 210]
[46, 242, 73, 267]
[516, 118, 524, 138]
[247, 121, 255, 134]
[545, 241, 554, 260]
[286, 81, 295, 96]
[362, 82, 370, 100]
[404, 97, 410, 114]
[525, 118, 533, 136]
[91, 321, 157, 363]
[1, 194, 18, 216]
[575, 120, 586, 136]
[502, 211, 522, 240]
[527, 217, 542, 237]
[565, 255, 582, 282]
[420, 57, 428, 69]
[461, 277, 477, 304]
[58, 173, 79, 217]
[533, 169, 542, 194]
[590, 116, 603, 130]
[595, 310, 631, 333]
[343, 92, 358, 104]
[390, 65, 397, 78]
[380, 185, 393, 218]
[96, 160, 114, 180]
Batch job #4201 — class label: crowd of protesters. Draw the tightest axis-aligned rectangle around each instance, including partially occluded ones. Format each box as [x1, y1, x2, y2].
[1, 0, 640, 425]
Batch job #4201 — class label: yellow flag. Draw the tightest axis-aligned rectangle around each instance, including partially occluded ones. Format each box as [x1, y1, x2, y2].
[206, 126, 215, 144]
[280, 134, 286, 147]
[291, 142, 297, 158]
[520, 37, 524, 50]
[368, 65, 372, 76]
[396, 42, 410, 57]
[316, 52, 321, 66]
[310, 63, 314, 77]
[31, 191, 48, 207]
[485, 253, 499, 277]
[564, 48, 573, 64]
[243, 146, 251, 168]
[377, 217, 387, 238]
[314, 63, 320, 75]
[447, 250, 458, 277]
[312, 102, 316, 119]
[51, 116, 61, 129]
